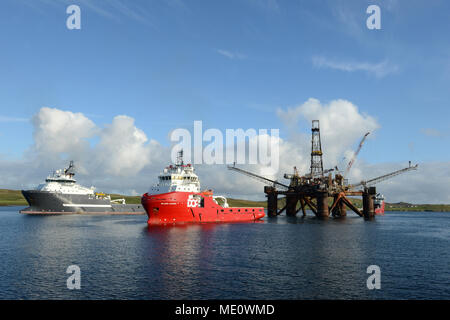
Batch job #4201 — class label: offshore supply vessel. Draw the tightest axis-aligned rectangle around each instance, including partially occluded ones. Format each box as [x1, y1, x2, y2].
[20, 161, 144, 215]
[374, 193, 385, 215]
[141, 151, 265, 225]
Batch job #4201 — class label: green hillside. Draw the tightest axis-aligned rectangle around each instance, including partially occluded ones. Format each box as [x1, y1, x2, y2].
[0, 189, 28, 206]
[0, 189, 449, 212]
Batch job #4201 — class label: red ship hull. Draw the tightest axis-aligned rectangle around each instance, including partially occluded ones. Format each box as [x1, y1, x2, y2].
[141, 191, 265, 225]
[375, 201, 385, 215]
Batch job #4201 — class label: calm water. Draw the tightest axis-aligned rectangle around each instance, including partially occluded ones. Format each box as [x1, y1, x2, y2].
[0, 206, 448, 299]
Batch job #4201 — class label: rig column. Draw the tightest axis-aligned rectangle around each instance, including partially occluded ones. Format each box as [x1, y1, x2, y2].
[286, 194, 298, 216]
[316, 191, 329, 218]
[338, 200, 347, 217]
[362, 187, 376, 219]
[265, 186, 278, 218]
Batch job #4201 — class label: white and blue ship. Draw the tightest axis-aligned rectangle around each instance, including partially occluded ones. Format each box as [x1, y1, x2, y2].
[20, 161, 144, 214]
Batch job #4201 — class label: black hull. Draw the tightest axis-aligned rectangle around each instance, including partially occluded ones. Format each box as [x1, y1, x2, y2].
[20, 190, 144, 214]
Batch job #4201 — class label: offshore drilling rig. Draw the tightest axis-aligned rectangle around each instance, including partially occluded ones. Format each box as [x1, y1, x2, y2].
[228, 120, 418, 219]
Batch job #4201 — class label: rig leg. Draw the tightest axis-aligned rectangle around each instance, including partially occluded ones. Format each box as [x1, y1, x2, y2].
[277, 204, 287, 215]
[362, 187, 376, 219]
[341, 196, 363, 217]
[267, 191, 278, 218]
[331, 195, 340, 217]
[286, 194, 298, 216]
[338, 200, 347, 217]
[299, 198, 307, 217]
[304, 196, 317, 215]
[316, 192, 329, 218]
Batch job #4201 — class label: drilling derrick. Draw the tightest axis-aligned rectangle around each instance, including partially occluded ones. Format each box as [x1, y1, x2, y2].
[310, 120, 324, 178]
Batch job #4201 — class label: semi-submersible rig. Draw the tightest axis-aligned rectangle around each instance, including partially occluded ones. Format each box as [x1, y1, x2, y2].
[229, 120, 418, 219]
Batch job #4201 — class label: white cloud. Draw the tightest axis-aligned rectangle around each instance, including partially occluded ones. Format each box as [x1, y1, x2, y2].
[16, 107, 167, 194]
[348, 160, 450, 204]
[94, 115, 158, 176]
[196, 133, 303, 199]
[32, 107, 97, 157]
[0, 116, 29, 122]
[0, 103, 449, 204]
[216, 49, 247, 60]
[195, 98, 380, 201]
[312, 56, 399, 78]
[277, 98, 379, 168]
[421, 128, 442, 137]
[22, 0, 179, 27]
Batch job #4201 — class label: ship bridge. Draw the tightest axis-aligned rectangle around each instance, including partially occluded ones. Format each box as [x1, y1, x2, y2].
[150, 151, 201, 194]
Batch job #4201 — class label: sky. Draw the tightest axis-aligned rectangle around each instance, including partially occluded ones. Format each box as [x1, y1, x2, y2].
[0, 0, 449, 203]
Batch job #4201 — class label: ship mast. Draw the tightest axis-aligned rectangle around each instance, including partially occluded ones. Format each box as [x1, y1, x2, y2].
[176, 150, 184, 166]
[64, 161, 76, 179]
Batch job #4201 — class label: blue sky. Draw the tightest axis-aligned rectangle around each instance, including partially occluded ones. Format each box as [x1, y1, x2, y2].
[0, 0, 449, 197]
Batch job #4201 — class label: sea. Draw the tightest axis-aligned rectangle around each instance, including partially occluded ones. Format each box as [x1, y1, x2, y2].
[0, 206, 448, 299]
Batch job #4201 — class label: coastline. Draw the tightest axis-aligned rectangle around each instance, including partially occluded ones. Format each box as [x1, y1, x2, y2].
[1, 189, 448, 212]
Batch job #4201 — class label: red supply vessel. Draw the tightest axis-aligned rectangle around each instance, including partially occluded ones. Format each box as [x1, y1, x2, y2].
[374, 193, 385, 215]
[141, 151, 265, 225]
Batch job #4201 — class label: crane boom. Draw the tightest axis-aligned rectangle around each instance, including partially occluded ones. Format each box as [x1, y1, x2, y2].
[227, 165, 289, 190]
[344, 132, 370, 177]
[350, 163, 418, 189]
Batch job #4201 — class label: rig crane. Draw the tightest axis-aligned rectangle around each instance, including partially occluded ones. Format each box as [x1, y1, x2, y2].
[349, 163, 419, 189]
[227, 165, 290, 190]
[344, 132, 370, 178]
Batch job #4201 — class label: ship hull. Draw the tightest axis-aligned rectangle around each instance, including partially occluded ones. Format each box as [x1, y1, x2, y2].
[141, 191, 265, 225]
[20, 190, 145, 215]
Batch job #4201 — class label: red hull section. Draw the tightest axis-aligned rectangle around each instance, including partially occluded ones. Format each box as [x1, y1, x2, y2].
[142, 191, 265, 225]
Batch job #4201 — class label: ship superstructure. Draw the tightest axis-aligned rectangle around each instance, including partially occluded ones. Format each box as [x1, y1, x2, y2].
[149, 151, 200, 194]
[36, 161, 95, 195]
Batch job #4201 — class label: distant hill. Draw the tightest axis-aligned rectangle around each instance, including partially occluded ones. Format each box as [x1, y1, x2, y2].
[1, 189, 448, 212]
[0, 189, 27, 206]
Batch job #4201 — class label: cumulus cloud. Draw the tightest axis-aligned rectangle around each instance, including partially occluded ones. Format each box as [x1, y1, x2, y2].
[32, 107, 97, 157]
[348, 160, 450, 204]
[195, 98, 379, 200]
[6, 107, 168, 194]
[197, 98, 449, 204]
[95, 115, 154, 176]
[276, 98, 379, 168]
[196, 133, 300, 199]
[0, 102, 449, 204]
